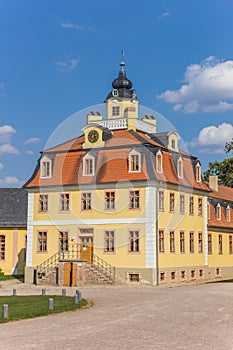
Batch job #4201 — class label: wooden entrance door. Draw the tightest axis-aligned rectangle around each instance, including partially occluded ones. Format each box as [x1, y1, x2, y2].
[79, 236, 93, 264]
[63, 262, 77, 287]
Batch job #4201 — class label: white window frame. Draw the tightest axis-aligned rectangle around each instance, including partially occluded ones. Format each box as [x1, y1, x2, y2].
[112, 105, 120, 118]
[156, 150, 163, 173]
[196, 163, 201, 182]
[177, 156, 183, 178]
[40, 157, 52, 178]
[83, 154, 95, 176]
[128, 150, 141, 173]
[217, 203, 221, 220]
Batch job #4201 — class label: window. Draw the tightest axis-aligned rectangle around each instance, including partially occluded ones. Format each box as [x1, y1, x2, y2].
[84, 157, 94, 176]
[129, 152, 140, 172]
[189, 232, 194, 253]
[160, 272, 165, 282]
[128, 230, 139, 252]
[0, 235, 5, 260]
[128, 273, 140, 282]
[159, 230, 165, 253]
[199, 269, 204, 278]
[171, 139, 176, 149]
[81, 192, 91, 211]
[112, 106, 120, 117]
[180, 231, 185, 253]
[158, 191, 164, 211]
[170, 193, 175, 212]
[226, 206, 231, 222]
[207, 202, 210, 219]
[180, 270, 186, 280]
[217, 204, 221, 220]
[105, 191, 115, 210]
[198, 232, 203, 253]
[104, 231, 115, 252]
[60, 193, 70, 211]
[208, 234, 212, 254]
[156, 151, 162, 173]
[191, 269, 196, 280]
[198, 198, 203, 216]
[180, 194, 185, 214]
[196, 163, 201, 182]
[178, 157, 183, 178]
[218, 234, 223, 255]
[170, 231, 175, 252]
[59, 231, 69, 252]
[38, 194, 48, 212]
[38, 231, 47, 252]
[129, 190, 140, 209]
[216, 268, 221, 277]
[189, 196, 194, 215]
[41, 158, 51, 178]
[170, 271, 176, 281]
[229, 235, 233, 255]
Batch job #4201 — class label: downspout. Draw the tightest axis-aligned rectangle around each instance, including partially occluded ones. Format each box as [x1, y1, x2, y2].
[155, 184, 159, 286]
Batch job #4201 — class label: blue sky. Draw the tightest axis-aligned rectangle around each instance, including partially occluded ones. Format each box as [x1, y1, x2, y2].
[0, 0, 233, 187]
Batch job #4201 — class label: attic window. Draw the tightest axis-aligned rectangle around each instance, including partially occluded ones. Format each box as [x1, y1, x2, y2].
[112, 106, 120, 117]
[217, 203, 221, 220]
[171, 139, 176, 149]
[178, 157, 183, 178]
[83, 155, 95, 176]
[129, 151, 141, 172]
[226, 205, 231, 222]
[196, 163, 201, 182]
[156, 151, 163, 173]
[40, 158, 52, 178]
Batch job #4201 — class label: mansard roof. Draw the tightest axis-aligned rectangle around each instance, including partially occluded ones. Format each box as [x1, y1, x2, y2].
[0, 188, 28, 227]
[24, 128, 210, 192]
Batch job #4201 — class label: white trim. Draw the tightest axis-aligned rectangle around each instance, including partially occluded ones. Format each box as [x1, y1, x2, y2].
[156, 150, 163, 173]
[40, 156, 52, 179]
[204, 196, 208, 266]
[26, 193, 34, 267]
[128, 149, 141, 173]
[82, 154, 95, 176]
[30, 218, 147, 226]
[177, 156, 183, 178]
[145, 186, 157, 268]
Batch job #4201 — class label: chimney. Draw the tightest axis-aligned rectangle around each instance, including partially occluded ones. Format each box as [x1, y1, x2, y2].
[209, 175, 218, 192]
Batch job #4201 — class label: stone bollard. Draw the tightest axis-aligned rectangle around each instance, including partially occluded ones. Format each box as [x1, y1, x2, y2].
[62, 289, 66, 296]
[13, 289, 16, 296]
[76, 289, 79, 295]
[42, 288, 46, 296]
[2, 304, 8, 319]
[74, 295, 79, 304]
[48, 298, 54, 310]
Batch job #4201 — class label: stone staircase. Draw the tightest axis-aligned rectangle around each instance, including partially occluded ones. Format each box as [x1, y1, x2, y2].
[85, 255, 116, 285]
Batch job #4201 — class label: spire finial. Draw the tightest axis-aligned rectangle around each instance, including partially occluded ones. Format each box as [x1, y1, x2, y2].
[120, 50, 125, 71]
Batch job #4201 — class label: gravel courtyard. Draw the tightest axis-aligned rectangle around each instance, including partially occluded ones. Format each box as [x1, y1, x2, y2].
[0, 280, 233, 350]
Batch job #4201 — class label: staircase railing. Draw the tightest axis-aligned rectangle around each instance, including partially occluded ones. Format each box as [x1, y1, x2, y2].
[93, 254, 116, 282]
[37, 251, 60, 275]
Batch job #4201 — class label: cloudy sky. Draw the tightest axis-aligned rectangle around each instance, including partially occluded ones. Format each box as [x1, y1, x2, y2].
[0, 0, 233, 187]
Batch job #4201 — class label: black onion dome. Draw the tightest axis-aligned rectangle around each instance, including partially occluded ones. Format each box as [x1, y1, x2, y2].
[112, 61, 133, 89]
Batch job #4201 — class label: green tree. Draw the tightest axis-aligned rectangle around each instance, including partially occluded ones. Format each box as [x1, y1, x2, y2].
[225, 138, 233, 153]
[203, 158, 233, 187]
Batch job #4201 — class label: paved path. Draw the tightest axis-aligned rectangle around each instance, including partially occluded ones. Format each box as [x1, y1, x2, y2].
[0, 281, 233, 349]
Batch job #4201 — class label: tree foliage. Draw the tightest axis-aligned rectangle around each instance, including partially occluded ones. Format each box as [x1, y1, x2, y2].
[203, 158, 233, 187]
[225, 138, 233, 153]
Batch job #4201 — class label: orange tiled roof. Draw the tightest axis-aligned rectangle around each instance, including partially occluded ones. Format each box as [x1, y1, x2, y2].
[208, 202, 233, 229]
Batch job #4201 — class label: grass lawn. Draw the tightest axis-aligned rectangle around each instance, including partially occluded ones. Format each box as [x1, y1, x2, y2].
[0, 295, 88, 323]
[0, 275, 23, 281]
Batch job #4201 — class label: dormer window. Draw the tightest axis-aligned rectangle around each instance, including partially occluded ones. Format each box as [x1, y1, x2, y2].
[83, 155, 95, 176]
[226, 205, 231, 222]
[129, 150, 141, 172]
[156, 151, 163, 173]
[112, 106, 120, 117]
[217, 203, 221, 220]
[171, 139, 176, 150]
[40, 157, 52, 178]
[207, 202, 210, 219]
[196, 163, 201, 182]
[178, 157, 183, 178]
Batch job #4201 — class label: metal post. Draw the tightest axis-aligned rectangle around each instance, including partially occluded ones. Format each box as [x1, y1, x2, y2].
[74, 295, 79, 304]
[42, 288, 46, 296]
[76, 289, 80, 295]
[48, 298, 54, 310]
[2, 304, 8, 319]
[62, 288, 66, 296]
[13, 288, 16, 296]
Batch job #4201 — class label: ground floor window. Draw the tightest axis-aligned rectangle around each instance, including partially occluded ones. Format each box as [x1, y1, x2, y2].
[37, 231, 47, 252]
[128, 273, 140, 282]
[199, 269, 204, 278]
[128, 230, 139, 252]
[104, 231, 115, 252]
[59, 231, 69, 252]
[0, 235, 5, 260]
[216, 267, 221, 277]
[180, 270, 186, 280]
[160, 271, 166, 282]
[190, 269, 196, 280]
[170, 271, 176, 281]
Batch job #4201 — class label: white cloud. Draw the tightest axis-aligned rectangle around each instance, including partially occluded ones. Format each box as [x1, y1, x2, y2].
[0, 176, 24, 187]
[161, 12, 170, 18]
[24, 137, 40, 145]
[26, 150, 34, 155]
[189, 122, 233, 153]
[0, 143, 19, 155]
[56, 59, 79, 73]
[0, 162, 4, 170]
[0, 125, 16, 143]
[61, 22, 93, 31]
[157, 56, 233, 113]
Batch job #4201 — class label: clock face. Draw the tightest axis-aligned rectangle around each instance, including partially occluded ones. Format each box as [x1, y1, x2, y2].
[88, 130, 99, 143]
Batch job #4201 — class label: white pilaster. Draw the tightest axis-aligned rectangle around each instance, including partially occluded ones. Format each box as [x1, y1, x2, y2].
[145, 186, 157, 268]
[26, 192, 34, 267]
[204, 196, 208, 266]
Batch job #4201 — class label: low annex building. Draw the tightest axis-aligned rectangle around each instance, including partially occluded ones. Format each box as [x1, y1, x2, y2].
[0, 188, 27, 275]
[9, 58, 233, 286]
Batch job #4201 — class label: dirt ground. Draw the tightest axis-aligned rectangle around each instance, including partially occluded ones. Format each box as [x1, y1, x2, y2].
[0, 279, 233, 350]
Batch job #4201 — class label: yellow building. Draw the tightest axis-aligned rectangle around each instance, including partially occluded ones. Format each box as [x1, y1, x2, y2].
[0, 188, 27, 276]
[23, 58, 233, 286]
